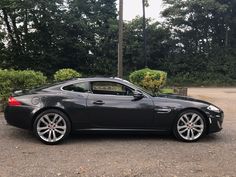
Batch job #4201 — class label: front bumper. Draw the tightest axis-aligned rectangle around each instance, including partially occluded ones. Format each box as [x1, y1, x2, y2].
[206, 110, 224, 133]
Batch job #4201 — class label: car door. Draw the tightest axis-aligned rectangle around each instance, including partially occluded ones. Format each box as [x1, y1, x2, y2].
[61, 82, 90, 129]
[87, 81, 155, 129]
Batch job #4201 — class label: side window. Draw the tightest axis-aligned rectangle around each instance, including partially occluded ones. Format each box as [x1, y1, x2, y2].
[91, 81, 133, 96]
[63, 82, 89, 93]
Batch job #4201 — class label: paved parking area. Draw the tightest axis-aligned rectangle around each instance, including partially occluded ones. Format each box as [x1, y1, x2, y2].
[0, 88, 236, 177]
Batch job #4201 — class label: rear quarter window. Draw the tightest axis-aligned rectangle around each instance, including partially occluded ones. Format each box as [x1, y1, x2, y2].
[62, 82, 89, 93]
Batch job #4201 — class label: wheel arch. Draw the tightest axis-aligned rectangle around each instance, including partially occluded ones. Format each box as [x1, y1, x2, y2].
[173, 107, 210, 133]
[31, 107, 72, 130]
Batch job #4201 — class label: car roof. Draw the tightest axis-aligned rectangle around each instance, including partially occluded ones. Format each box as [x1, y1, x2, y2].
[43, 77, 152, 98]
[46, 77, 133, 90]
[69, 77, 130, 83]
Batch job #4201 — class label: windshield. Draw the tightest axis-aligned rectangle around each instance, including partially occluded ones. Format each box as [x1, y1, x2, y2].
[133, 84, 155, 97]
[121, 79, 155, 97]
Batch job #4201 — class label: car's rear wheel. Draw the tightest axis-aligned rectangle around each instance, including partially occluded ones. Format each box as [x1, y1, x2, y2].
[33, 109, 71, 145]
[173, 110, 206, 142]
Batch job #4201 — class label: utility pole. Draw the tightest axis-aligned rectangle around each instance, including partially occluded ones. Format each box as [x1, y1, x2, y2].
[118, 0, 123, 78]
[142, 0, 147, 67]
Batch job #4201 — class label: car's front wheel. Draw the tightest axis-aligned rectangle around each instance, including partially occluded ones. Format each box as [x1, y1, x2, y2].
[173, 110, 206, 142]
[33, 109, 71, 145]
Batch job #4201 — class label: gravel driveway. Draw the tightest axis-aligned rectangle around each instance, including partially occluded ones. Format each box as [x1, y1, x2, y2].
[0, 88, 236, 177]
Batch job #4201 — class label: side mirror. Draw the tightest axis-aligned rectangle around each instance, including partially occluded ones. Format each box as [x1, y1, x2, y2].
[133, 91, 144, 100]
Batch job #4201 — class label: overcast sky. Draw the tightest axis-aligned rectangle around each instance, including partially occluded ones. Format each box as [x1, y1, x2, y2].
[117, 0, 163, 21]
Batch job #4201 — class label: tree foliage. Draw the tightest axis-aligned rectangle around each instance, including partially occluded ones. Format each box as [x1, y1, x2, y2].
[123, 17, 171, 75]
[54, 68, 81, 81]
[0, 0, 235, 86]
[0, 0, 117, 75]
[161, 0, 236, 84]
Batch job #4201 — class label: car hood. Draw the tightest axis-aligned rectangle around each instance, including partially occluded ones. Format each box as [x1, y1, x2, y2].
[155, 94, 211, 105]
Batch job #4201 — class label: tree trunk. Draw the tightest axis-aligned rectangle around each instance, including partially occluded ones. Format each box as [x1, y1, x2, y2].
[117, 0, 123, 78]
[225, 26, 229, 47]
[2, 8, 17, 46]
[9, 14, 22, 48]
[142, 0, 147, 67]
[23, 9, 28, 52]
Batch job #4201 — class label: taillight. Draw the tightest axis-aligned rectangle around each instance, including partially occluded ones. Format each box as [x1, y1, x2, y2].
[8, 96, 22, 106]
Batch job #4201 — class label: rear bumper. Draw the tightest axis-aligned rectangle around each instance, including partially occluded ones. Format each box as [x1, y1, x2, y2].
[207, 111, 224, 133]
[4, 105, 35, 130]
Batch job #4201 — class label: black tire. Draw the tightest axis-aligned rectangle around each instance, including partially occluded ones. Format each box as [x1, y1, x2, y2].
[33, 109, 71, 145]
[173, 109, 207, 142]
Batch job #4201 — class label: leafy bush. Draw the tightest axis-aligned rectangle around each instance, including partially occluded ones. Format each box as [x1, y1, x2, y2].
[54, 68, 81, 81]
[129, 68, 167, 93]
[0, 69, 47, 104]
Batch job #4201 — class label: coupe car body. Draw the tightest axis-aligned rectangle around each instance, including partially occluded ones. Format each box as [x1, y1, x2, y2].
[4, 77, 224, 144]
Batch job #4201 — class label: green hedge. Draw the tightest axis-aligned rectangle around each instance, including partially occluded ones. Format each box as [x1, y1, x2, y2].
[129, 68, 167, 93]
[0, 69, 47, 103]
[54, 68, 81, 81]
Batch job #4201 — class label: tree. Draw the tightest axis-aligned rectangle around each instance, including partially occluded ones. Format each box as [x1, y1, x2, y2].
[123, 17, 171, 75]
[63, 0, 118, 76]
[161, 0, 236, 80]
[0, 0, 118, 75]
[0, 0, 68, 73]
[142, 0, 148, 67]
[0, 0, 236, 85]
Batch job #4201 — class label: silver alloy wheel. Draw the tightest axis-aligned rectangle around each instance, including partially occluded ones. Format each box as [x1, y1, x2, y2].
[36, 113, 67, 143]
[177, 112, 204, 141]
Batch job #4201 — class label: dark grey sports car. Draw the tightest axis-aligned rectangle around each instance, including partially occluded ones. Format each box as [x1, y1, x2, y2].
[4, 77, 224, 144]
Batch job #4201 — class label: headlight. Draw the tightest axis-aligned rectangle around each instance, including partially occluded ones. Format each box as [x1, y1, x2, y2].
[207, 105, 220, 113]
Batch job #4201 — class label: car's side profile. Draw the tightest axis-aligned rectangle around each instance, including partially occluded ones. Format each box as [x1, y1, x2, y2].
[4, 77, 224, 144]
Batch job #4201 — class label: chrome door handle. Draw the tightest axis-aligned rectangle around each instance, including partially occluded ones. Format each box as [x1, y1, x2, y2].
[93, 100, 105, 105]
[155, 108, 172, 113]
